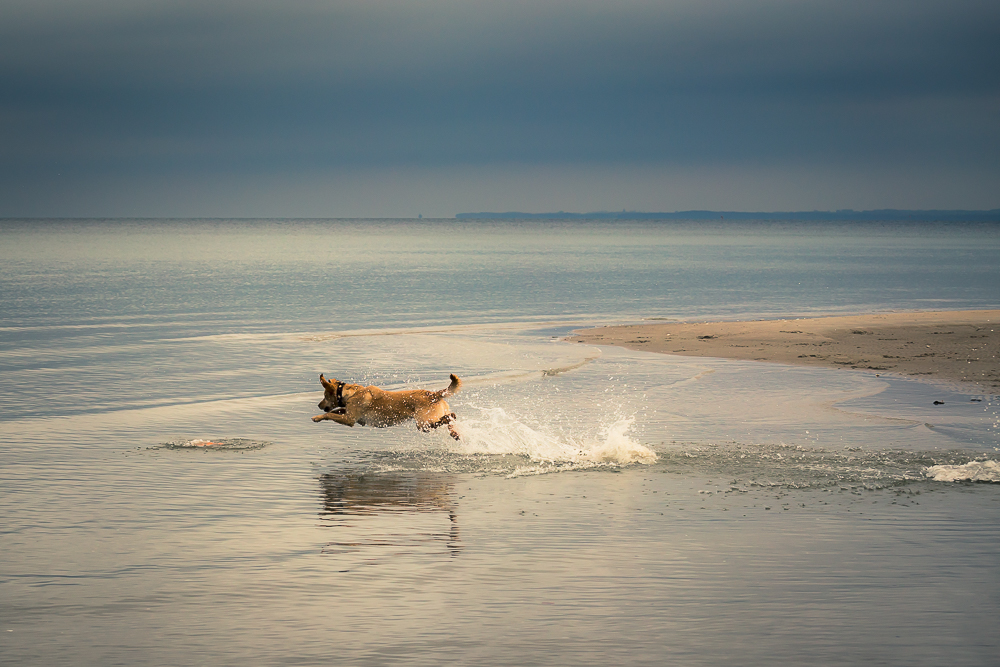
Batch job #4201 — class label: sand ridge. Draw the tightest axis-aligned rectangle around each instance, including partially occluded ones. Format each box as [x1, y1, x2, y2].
[571, 310, 1000, 392]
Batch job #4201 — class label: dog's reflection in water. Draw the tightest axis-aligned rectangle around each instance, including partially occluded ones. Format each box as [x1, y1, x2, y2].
[318, 471, 461, 559]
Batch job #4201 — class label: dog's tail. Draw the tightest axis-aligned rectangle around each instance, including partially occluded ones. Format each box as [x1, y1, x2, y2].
[438, 373, 462, 398]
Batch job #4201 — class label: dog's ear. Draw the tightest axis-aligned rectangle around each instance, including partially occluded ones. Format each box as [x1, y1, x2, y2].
[320, 374, 335, 389]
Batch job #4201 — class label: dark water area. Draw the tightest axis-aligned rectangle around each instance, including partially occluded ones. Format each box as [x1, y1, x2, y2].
[2, 219, 999, 665]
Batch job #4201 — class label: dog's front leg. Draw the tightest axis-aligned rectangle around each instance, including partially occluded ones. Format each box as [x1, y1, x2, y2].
[312, 411, 357, 426]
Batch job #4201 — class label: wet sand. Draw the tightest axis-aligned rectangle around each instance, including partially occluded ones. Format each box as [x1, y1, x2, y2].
[572, 310, 1000, 392]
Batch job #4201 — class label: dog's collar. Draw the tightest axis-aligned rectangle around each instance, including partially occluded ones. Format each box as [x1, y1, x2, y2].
[335, 381, 345, 408]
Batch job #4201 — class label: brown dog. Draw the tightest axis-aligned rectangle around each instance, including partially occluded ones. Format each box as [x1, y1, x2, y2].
[312, 373, 461, 440]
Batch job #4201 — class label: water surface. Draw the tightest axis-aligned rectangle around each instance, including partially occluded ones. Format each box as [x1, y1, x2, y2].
[2, 219, 999, 665]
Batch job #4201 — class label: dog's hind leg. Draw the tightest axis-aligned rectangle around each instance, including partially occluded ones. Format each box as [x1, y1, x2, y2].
[440, 412, 460, 440]
[418, 412, 460, 440]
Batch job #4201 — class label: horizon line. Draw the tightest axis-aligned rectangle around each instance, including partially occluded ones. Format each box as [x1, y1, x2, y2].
[2, 208, 999, 222]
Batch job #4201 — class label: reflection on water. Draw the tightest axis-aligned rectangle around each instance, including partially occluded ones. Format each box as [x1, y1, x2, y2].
[318, 471, 461, 560]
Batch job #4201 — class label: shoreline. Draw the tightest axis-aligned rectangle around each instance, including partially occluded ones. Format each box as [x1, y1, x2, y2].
[571, 310, 1000, 393]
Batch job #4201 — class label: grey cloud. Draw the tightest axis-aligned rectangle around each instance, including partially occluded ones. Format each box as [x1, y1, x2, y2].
[5, 0, 995, 90]
[1, 0, 998, 213]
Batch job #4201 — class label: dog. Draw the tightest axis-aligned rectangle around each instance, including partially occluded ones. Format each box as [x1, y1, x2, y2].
[312, 373, 461, 440]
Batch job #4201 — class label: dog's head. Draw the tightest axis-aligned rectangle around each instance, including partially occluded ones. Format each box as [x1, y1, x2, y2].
[318, 374, 350, 412]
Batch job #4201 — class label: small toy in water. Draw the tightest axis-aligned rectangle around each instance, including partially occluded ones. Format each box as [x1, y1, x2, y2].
[158, 438, 270, 450]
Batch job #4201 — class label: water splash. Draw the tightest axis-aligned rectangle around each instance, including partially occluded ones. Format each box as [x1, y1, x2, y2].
[586, 418, 658, 464]
[925, 460, 1000, 482]
[450, 406, 656, 468]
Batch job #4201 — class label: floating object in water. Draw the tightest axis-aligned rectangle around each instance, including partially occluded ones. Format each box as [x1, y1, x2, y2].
[159, 438, 270, 450]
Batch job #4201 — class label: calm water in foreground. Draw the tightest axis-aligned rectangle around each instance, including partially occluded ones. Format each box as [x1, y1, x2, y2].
[2, 219, 999, 665]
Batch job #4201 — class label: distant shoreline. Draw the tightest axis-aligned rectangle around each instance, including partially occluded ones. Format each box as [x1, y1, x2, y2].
[571, 310, 1000, 393]
[456, 209, 1000, 221]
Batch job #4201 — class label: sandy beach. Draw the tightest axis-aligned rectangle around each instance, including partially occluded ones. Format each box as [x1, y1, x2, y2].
[572, 310, 1000, 393]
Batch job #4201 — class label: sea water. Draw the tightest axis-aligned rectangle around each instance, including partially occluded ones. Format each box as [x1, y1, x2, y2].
[1, 218, 999, 665]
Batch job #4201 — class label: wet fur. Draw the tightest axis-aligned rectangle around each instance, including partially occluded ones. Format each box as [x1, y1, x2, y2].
[312, 373, 461, 440]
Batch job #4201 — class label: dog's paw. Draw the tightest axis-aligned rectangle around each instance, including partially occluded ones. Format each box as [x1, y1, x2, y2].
[311, 414, 326, 422]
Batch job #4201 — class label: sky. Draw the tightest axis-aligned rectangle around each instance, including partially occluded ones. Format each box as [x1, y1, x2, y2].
[1, 0, 998, 218]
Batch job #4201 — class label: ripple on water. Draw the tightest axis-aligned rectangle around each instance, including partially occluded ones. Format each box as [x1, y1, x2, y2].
[655, 442, 1000, 489]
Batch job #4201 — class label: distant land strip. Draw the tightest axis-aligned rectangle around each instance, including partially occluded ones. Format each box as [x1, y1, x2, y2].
[455, 209, 1000, 221]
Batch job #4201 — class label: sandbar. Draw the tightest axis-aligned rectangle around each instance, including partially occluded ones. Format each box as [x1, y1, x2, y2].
[571, 310, 999, 392]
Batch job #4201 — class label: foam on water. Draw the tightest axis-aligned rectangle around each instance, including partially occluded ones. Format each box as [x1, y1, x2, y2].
[925, 460, 1000, 482]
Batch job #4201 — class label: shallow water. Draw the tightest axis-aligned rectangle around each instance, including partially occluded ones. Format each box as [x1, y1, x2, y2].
[2, 219, 999, 665]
